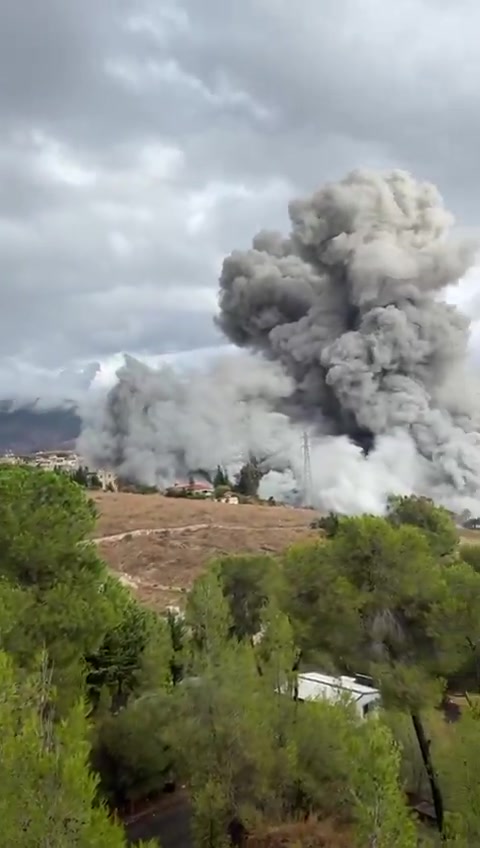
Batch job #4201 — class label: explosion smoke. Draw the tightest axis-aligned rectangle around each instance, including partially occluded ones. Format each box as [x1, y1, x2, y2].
[79, 169, 480, 513]
[78, 353, 299, 489]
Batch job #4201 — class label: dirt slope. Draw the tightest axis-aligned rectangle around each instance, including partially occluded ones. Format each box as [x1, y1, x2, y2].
[91, 492, 319, 609]
[90, 491, 318, 536]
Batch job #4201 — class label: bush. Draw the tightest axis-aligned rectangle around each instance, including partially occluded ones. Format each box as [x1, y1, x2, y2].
[92, 693, 174, 807]
[214, 485, 231, 499]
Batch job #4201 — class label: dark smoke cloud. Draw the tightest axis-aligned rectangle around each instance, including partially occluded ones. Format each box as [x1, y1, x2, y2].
[79, 169, 480, 513]
[218, 168, 480, 502]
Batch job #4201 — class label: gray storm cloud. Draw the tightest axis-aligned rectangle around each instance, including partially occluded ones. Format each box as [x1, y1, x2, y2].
[79, 169, 480, 513]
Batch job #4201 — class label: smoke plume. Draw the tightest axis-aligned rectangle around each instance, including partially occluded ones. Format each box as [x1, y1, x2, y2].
[79, 169, 480, 513]
[78, 353, 299, 489]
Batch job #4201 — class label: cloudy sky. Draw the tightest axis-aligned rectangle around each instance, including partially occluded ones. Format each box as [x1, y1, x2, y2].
[2, 0, 480, 401]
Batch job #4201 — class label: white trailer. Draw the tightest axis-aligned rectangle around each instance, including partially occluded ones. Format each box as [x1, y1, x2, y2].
[295, 671, 381, 719]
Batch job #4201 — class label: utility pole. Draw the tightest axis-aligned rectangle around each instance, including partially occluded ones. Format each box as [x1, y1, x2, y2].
[302, 431, 313, 507]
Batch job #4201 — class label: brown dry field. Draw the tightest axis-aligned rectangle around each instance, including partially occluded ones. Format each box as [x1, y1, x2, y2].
[458, 527, 480, 543]
[91, 492, 320, 609]
[90, 491, 319, 537]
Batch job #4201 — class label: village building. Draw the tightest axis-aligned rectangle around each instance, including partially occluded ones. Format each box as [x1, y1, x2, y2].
[218, 490, 239, 505]
[172, 478, 214, 497]
[33, 451, 81, 472]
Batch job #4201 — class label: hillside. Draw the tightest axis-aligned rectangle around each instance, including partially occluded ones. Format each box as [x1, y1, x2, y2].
[91, 492, 319, 609]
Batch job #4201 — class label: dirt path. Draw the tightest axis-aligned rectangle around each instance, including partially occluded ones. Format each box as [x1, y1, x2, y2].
[94, 519, 317, 608]
[93, 522, 311, 544]
[93, 524, 211, 544]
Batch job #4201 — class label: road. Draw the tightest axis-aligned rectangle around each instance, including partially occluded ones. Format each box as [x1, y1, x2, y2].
[124, 791, 192, 848]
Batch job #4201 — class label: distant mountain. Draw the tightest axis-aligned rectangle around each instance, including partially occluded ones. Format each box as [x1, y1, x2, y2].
[0, 401, 82, 454]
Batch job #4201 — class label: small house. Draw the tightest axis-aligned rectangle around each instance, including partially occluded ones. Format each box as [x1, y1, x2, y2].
[189, 480, 214, 497]
[218, 491, 239, 505]
[172, 478, 214, 497]
[294, 671, 381, 720]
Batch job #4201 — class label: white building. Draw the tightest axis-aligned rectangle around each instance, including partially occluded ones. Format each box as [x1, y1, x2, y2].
[218, 491, 239, 505]
[294, 671, 381, 720]
[97, 469, 118, 491]
[32, 451, 80, 472]
[1, 452, 18, 464]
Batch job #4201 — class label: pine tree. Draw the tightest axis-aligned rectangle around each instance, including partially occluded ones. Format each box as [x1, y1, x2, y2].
[175, 573, 285, 844]
[0, 651, 156, 847]
[0, 466, 119, 711]
[213, 465, 229, 488]
[348, 718, 417, 848]
[234, 457, 264, 498]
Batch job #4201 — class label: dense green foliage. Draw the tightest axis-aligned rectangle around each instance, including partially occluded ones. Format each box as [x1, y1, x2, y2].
[213, 553, 281, 639]
[0, 650, 133, 847]
[70, 465, 103, 489]
[213, 465, 231, 489]
[234, 456, 264, 498]
[196, 500, 480, 844]
[4, 467, 480, 847]
[0, 466, 119, 710]
[0, 467, 158, 845]
[387, 495, 459, 558]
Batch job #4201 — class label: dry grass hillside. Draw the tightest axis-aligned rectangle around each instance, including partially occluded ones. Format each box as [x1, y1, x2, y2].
[89, 492, 480, 608]
[90, 492, 319, 609]
[458, 527, 480, 543]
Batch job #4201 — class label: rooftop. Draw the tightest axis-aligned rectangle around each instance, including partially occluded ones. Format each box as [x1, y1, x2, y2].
[174, 479, 213, 490]
[297, 672, 380, 704]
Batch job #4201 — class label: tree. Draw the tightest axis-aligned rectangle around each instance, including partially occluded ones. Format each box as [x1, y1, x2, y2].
[0, 465, 97, 588]
[285, 698, 416, 844]
[89, 472, 103, 489]
[428, 560, 480, 692]
[213, 465, 230, 488]
[165, 607, 188, 684]
[286, 697, 354, 820]
[185, 569, 233, 659]
[0, 650, 155, 847]
[72, 466, 90, 487]
[172, 636, 289, 845]
[310, 512, 340, 537]
[86, 578, 173, 710]
[234, 456, 264, 498]
[282, 514, 478, 836]
[282, 540, 362, 670]
[92, 689, 175, 807]
[86, 583, 175, 806]
[174, 561, 426, 845]
[387, 494, 458, 558]
[0, 466, 118, 710]
[214, 554, 282, 640]
[436, 704, 480, 846]
[177, 572, 290, 844]
[254, 599, 298, 689]
[348, 718, 417, 848]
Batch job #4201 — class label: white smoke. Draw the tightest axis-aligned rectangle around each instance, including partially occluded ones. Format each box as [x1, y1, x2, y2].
[79, 169, 480, 515]
[78, 352, 300, 488]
